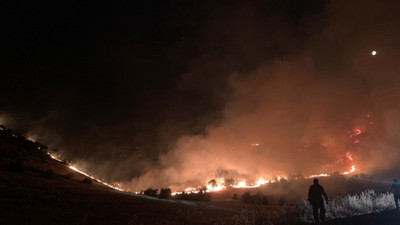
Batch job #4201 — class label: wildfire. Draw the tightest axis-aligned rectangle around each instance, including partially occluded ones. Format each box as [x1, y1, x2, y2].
[343, 165, 356, 175]
[69, 165, 124, 191]
[172, 152, 358, 194]
[47, 152, 63, 162]
[47, 150, 358, 196]
[47, 152, 124, 192]
[346, 152, 354, 161]
[171, 162, 359, 195]
[206, 178, 225, 192]
[304, 152, 357, 179]
[307, 173, 329, 178]
[349, 128, 362, 144]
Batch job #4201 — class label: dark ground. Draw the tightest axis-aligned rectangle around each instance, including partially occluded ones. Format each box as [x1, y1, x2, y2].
[0, 166, 242, 225]
[327, 210, 400, 225]
[2, 169, 399, 225]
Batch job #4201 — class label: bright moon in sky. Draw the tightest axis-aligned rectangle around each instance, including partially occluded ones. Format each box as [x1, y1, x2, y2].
[371, 50, 377, 56]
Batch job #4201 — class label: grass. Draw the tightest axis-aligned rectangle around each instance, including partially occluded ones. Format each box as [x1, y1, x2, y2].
[297, 189, 396, 223]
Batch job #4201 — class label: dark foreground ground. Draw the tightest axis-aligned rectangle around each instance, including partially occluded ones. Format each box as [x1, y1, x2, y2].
[327, 210, 400, 225]
[0, 169, 238, 225]
[2, 167, 399, 225]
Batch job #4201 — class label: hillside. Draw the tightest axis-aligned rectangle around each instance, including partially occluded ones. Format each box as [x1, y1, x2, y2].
[0, 125, 236, 225]
[1, 125, 399, 225]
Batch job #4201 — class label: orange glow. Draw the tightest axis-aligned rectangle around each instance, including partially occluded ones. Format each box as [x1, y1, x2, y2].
[45, 151, 124, 191]
[233, 180, 248, 188]
[307, 173, 329, 178]
[343, 165, 356, 175]
[69, 165, 124, 191]
[346, 152, 354, 161]
[349, 128, 362, 143]
[47, 152, 63, 162]
[184, 187, 200, 193]
[349, 128, 362, 137]
[256, 177, 270, 186]
[47, 151, 358, 195]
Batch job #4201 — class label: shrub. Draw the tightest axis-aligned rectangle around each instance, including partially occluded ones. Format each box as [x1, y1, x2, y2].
[143, 188, 158, 197]
[174, 191, 211, 201]
[242, 191, 252, 203]
[159, 188, 172, 199]
[241, 191, 269, 205]
[233, 193, 238, 200]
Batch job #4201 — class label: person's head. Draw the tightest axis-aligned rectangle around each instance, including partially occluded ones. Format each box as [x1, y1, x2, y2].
[313, 179, 319, 184]
[394, 178, 398, 183]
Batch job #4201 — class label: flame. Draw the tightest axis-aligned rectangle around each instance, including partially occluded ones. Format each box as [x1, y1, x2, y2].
[233, 180, 249, 188]
[343, 165, 356, 175]
[307, 173, 329, 178]
[47, 150, 358, 196]
[256, 177, 270, 186]
[346, 152, 354, 161]
[306, 153, 357, 178]
[47, 152, 63, 162]
[206, 183, 225, 192]
[69, 165, 124, 191]
[184, 187, 200, 194]
[46, 152, 124, 192]
[349, 128, 362, 138]
[349, 128, 362, 144]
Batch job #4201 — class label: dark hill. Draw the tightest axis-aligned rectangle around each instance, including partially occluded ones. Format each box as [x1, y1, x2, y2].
[0, 125, 234, 225]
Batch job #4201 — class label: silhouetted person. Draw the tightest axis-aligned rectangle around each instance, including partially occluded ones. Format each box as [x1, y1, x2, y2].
[390, 178, 400, 210]
[308, 179, 329, 224]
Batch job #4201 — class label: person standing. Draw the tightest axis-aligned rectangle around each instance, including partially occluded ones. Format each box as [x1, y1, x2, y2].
[308, 179, 329, 224]
[391, 178, 400, 210]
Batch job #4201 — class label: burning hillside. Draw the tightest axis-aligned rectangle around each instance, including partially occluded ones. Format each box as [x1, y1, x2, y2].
[1, 0, 400, 200]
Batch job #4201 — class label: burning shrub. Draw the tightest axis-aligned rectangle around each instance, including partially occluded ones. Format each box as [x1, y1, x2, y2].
[159, 188, 172, 199]
[143, 188, 158, 197]
[208, 179, 218, 188]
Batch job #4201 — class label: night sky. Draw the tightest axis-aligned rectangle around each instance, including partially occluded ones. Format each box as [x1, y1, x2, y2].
[1, 1, 400, 190]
